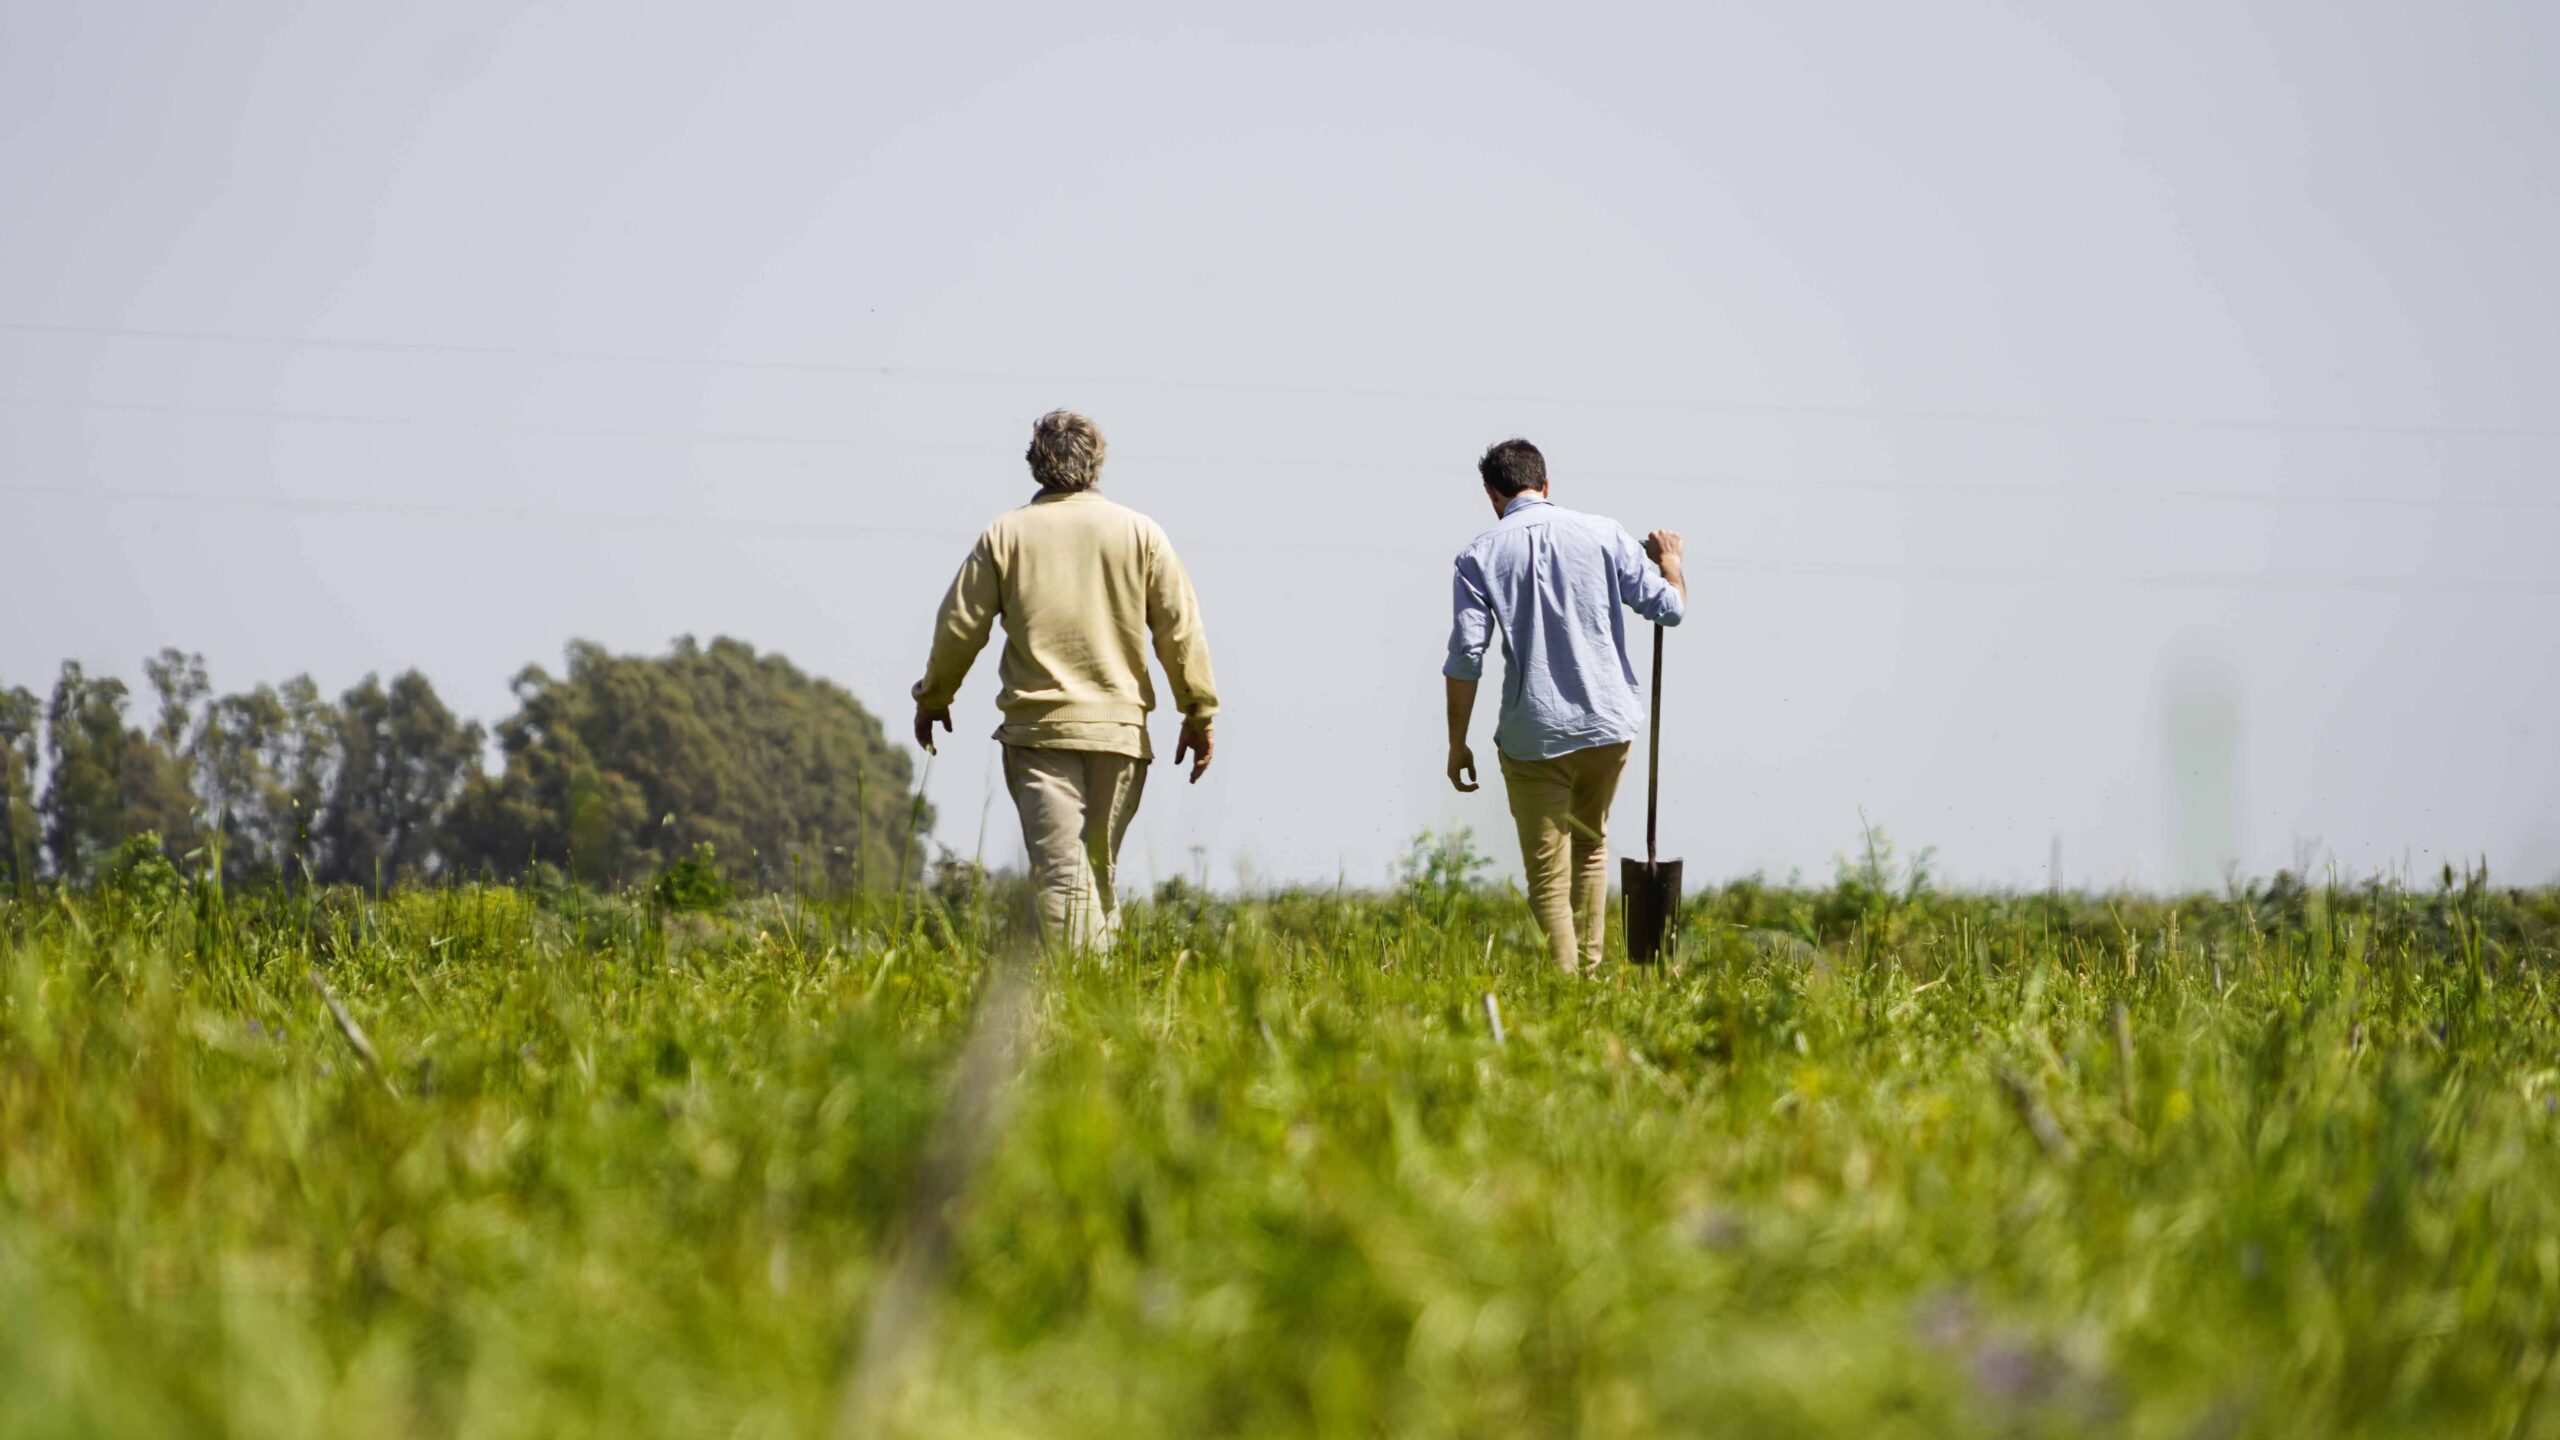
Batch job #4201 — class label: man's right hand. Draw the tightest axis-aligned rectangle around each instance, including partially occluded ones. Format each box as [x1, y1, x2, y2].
[1447, 743, 1479, 793]
[1175, 720, 1214, 784]
[913, 705, 951, 754]
[1644, 528, 1688, 601]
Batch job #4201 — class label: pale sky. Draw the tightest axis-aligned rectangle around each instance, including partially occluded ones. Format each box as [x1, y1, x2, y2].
[5, 1, 2557, 891]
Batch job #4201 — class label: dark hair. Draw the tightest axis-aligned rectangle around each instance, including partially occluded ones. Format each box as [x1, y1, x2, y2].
[1478, 438, 1547, 498]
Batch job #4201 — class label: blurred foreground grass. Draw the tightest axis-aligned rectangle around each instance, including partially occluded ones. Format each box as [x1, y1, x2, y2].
[4, 861, 2560, 1438]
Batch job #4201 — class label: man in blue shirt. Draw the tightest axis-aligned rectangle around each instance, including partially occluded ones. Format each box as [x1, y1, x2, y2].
[1445, 438, 1686, 973]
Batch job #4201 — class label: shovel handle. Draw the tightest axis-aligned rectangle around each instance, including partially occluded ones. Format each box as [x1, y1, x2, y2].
[1646, 623, 1663, 863]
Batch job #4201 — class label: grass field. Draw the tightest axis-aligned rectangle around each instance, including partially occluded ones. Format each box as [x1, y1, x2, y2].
[5, 848, 2560, 1438]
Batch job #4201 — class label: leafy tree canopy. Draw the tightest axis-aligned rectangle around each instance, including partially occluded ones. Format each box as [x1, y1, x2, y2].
[6, 639, 920, 892]
[445, 636, 923, 891]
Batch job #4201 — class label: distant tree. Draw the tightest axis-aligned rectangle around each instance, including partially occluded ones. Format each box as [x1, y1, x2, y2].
[311, 671, 480, 888]
[37, 658, 207, 882]
[446, 636, 923, 891]
[122, 649, 207, 856]
[1, 684, 40, 887]
[41, 663, 138, 880]
[197, 676, 336, 887]
[442, 661, 647, 885]
[142, 648, 208, 753]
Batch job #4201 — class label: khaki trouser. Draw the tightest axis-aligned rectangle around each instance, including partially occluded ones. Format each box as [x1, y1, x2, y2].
[1003, 746, 1147, 950]
[1498, 741, 1632, 973]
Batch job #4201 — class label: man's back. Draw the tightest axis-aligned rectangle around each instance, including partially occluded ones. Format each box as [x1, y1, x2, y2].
[1445, 494, 1684, 760]
[914, 489, 1217, 753]
[982, 491, 1181, 723]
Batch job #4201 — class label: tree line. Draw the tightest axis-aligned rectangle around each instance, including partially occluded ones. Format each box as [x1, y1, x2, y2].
[0, 636, 927, 893]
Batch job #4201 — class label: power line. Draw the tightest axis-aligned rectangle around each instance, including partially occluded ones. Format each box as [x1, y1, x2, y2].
[1586, 466, 2558, 514]
[13, 481, 2559, 597]
[3, 481, 975, 545]
[5, 392, 2553, 514]
[0, 390, 898, 449]
[7, 318, 2559, 442]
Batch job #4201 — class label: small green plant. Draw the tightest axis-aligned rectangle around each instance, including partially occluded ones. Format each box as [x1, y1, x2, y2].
[1399, 826, 1494, 931]
[651, 841, 732, 912]
[927, 852, 985, 912]
[1817, 818, 1935, 940]
[95, 830, 183, 909]
[1400, 826, 1491, 899]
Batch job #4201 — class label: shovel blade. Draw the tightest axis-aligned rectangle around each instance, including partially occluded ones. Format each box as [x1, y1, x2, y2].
[1620, 857, 1684, 965]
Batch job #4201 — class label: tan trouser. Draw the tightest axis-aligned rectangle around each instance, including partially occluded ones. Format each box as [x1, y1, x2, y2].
[1498, 741, 1631, 973]
[1002, 746, 1147, 950]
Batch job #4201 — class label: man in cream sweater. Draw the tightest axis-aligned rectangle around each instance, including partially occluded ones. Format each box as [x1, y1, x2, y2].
[912, 411, 1219, 948]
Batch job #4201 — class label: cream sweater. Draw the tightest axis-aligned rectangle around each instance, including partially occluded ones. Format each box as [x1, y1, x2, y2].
[912, 490, 1218, 757]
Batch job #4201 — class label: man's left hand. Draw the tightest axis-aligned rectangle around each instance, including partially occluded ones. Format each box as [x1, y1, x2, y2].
[1448, 743, 1479, 793]
[1175, 720, 1214, 784]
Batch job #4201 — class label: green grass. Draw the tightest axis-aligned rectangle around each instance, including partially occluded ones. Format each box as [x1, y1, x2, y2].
[4, 866, 2560, 1438]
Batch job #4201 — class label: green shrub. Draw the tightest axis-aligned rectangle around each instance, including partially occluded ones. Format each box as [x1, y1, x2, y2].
[95, 831, 182, 909]
[650, 841, 731, 912]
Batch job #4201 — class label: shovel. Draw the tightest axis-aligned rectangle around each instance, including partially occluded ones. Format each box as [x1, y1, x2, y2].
[1620, 624, 1682, 964]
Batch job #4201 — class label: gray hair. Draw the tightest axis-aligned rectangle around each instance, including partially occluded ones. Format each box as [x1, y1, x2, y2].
[1025, 410, 1106, 492]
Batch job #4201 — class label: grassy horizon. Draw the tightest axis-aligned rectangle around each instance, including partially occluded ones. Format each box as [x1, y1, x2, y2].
[4, 853, 2558, 1437]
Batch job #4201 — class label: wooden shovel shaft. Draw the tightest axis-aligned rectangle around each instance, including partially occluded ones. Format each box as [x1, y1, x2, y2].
[1646, 623, 1663, 863]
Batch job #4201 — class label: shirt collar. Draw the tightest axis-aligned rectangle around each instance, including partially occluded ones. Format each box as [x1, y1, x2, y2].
[1502, 493, 1553, 518]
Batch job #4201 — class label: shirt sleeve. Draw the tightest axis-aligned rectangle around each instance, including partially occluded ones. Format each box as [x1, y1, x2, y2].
[911, 533, 1002, 710]
[1613, 525, 1685, 627]
[1443, 552, 1495, 681]
[1145, 527, 1220, 725]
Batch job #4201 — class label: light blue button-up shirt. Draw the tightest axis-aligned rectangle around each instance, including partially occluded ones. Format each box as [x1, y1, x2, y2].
[1443, 494, 1685, 761]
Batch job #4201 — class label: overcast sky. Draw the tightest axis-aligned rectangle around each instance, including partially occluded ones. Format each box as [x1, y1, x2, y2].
[5, 0, 2556, 891]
